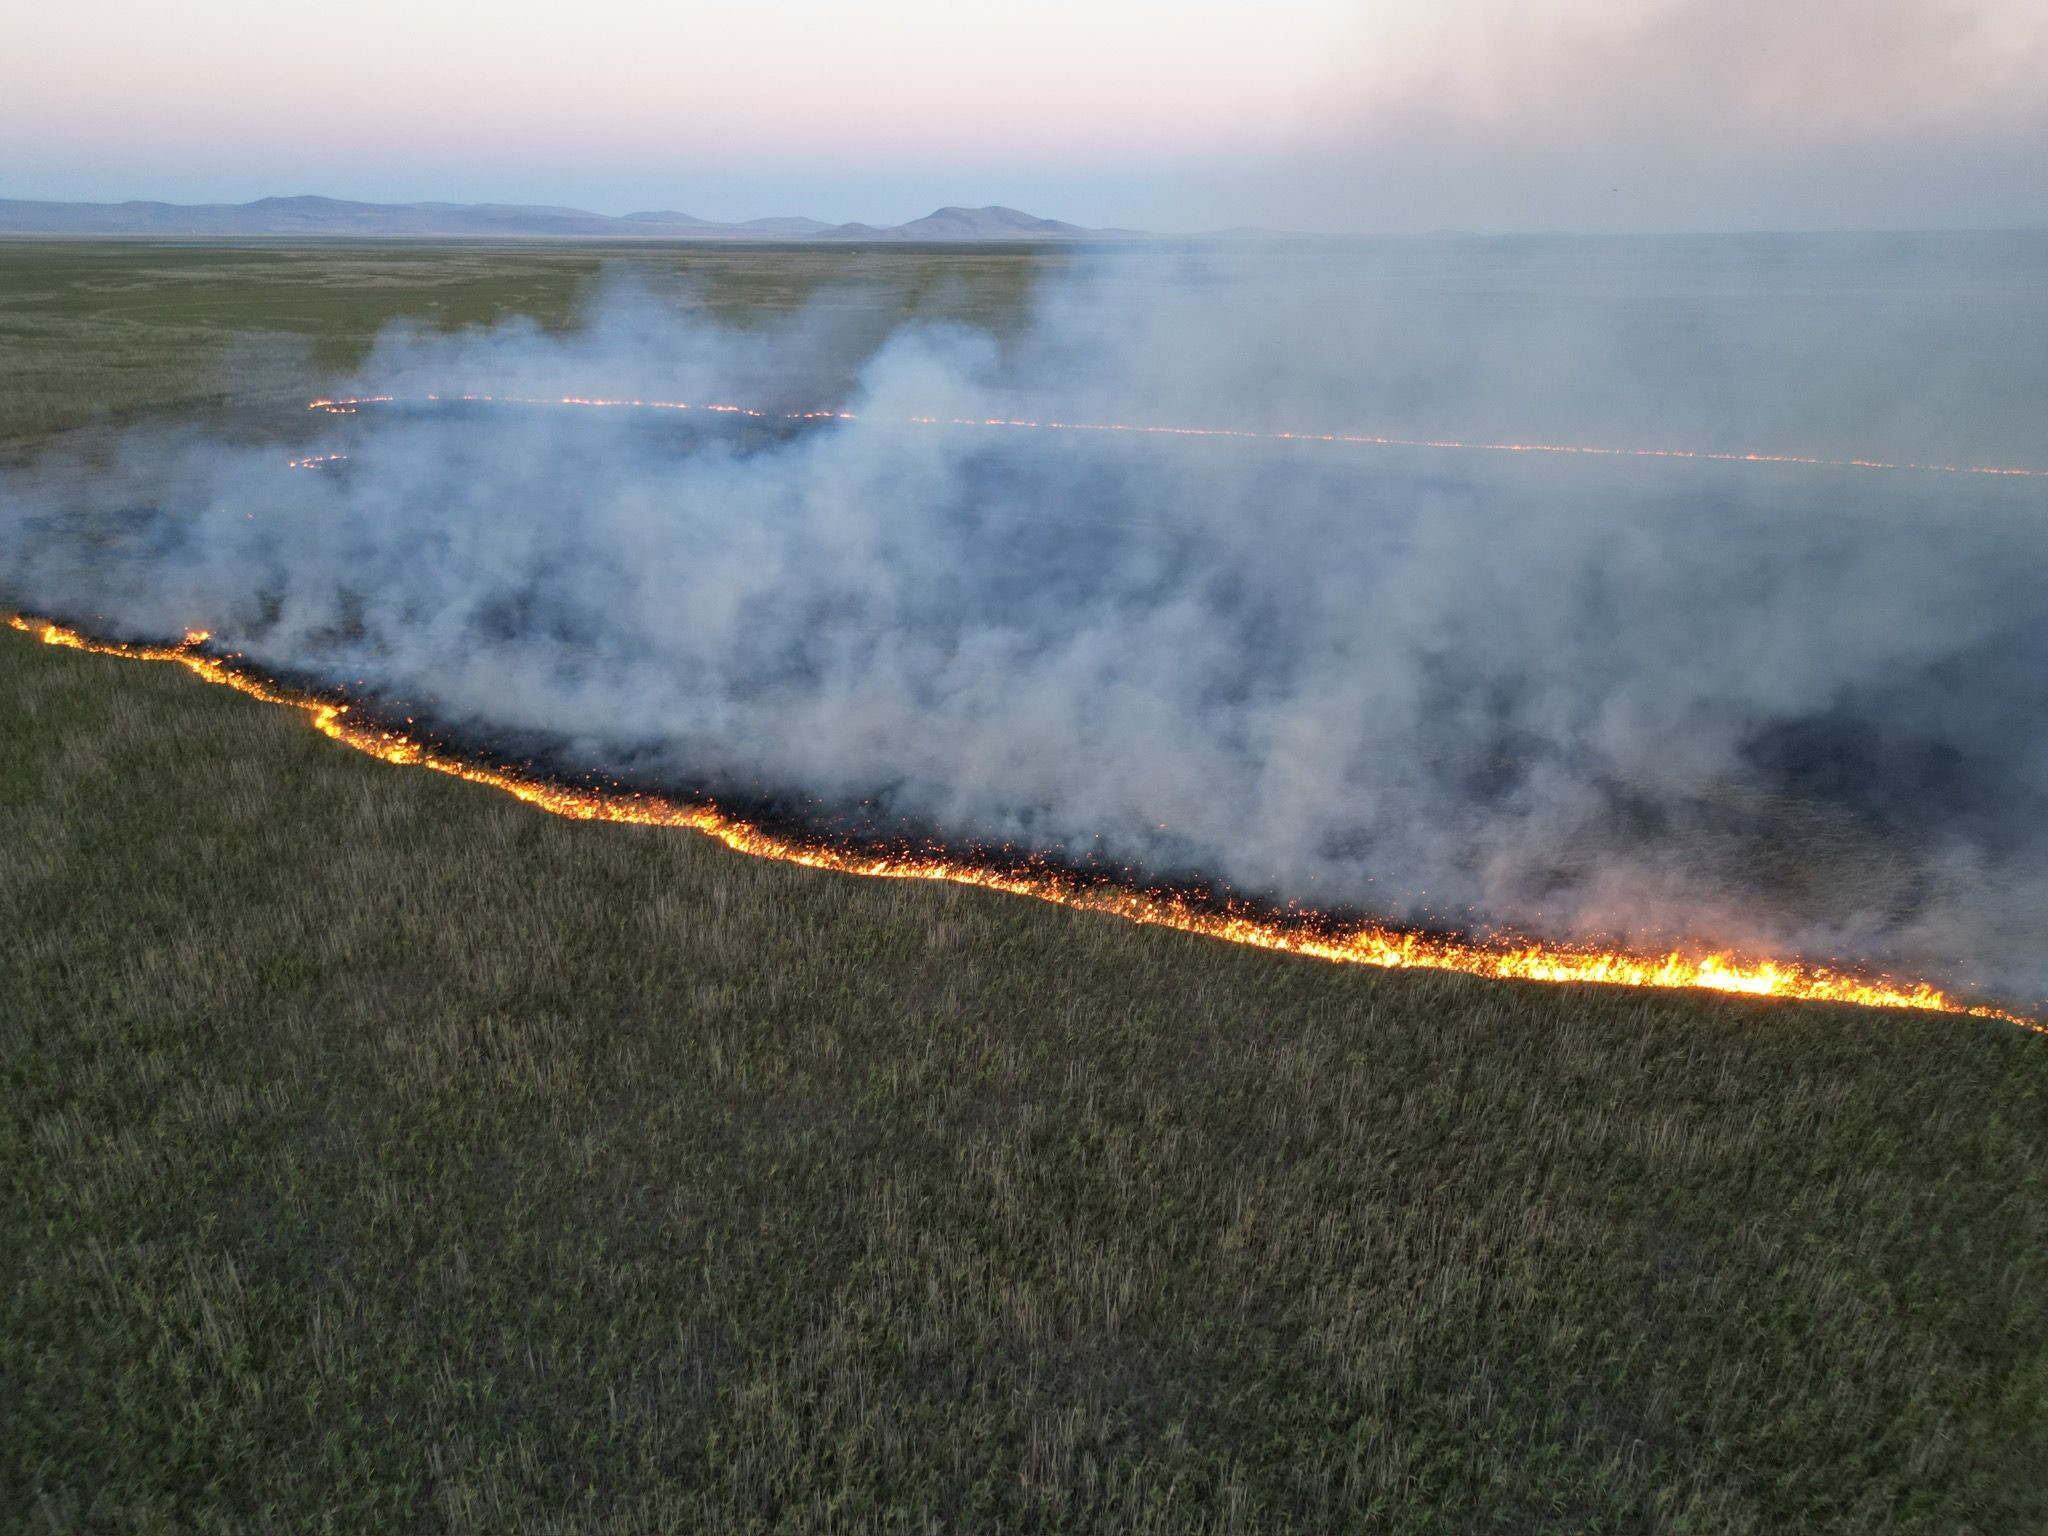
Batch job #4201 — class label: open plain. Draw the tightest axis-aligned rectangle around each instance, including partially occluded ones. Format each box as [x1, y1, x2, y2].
[4, 243, 2046, 1533]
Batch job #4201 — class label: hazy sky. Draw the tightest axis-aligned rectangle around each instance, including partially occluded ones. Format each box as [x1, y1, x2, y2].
[5, 0, 2044, 231]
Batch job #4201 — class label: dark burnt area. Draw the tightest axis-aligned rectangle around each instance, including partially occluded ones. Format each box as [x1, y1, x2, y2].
[23, 615, 1507, 956]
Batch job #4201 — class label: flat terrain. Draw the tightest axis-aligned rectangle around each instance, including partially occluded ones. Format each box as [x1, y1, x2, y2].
[0, 241, 1048, 447]
[3, 244, 2046, 1533]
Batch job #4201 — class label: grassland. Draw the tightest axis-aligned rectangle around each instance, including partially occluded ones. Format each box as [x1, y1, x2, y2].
[4, 244, 2046, 1533]
[0, 241, 1047, 447]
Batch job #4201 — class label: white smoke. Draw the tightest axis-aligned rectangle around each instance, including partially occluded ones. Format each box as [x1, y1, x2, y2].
[6, 238, 2045, 1003]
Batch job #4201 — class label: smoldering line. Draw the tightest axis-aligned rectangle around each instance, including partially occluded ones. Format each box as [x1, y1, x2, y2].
[302, 395, 2048, 480]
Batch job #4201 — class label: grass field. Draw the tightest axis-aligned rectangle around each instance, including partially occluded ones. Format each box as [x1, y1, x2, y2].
[0, 241, 1047, 447]
[4, 243, 2046, 1533]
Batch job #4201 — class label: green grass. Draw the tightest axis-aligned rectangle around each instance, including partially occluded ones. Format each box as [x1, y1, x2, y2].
[3, 244, 2046, 1532]
[0, 241, 1047, 446]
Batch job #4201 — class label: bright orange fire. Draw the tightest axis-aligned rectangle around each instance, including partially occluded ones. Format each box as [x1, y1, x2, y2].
[304, 394, 2048, 479]
[10, 613, 2035, 1030]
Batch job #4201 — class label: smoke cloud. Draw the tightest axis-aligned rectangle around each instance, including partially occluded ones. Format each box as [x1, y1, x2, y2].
[6, 238, 2045, 1003]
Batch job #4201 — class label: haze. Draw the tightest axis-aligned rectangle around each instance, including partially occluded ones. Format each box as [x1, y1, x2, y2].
[6, 0, 2045, 232]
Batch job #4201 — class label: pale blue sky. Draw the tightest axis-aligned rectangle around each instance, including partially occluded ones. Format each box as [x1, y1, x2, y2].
[4, 0, 2044, 231]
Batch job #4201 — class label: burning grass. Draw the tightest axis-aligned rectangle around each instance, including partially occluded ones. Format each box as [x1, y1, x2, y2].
[7, 240, 2047, 1531]
[9, 613, 2036, 1029]
[5, 608, 2047, 1531]
[0, 241, 1044, 449]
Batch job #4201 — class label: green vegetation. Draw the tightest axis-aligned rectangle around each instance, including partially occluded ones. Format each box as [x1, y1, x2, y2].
[4, 245, 2046, 1532]
[0, 241, 1047, 448]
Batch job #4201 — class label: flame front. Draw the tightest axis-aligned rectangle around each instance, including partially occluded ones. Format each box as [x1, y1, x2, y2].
[10, 614, 2035, 1030]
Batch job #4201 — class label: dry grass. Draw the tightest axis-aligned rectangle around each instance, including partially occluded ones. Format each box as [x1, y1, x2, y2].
[0, 242, 1048, 448]
[5, 600, 2046, 1534]
[3, 244, 2046, 1532]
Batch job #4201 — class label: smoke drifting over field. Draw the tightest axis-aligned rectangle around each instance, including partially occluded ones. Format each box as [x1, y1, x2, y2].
[5, 240, 2046, 1003]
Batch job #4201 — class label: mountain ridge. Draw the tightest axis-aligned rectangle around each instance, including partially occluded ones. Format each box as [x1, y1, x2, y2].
[0, 195, 1149, 241]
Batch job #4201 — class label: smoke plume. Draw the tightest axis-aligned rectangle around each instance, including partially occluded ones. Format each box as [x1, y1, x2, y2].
[6, 238, 2045, 1003]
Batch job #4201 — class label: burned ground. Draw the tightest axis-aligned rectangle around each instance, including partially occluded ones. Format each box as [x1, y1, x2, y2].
[3, 242, 2045, 1532]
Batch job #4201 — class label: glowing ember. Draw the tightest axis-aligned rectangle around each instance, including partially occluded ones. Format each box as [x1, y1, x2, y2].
[304, 395, 2048, 479]
[10, 614, 2035, 1029]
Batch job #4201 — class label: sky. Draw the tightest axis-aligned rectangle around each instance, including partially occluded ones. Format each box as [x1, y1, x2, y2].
[4, 0, 2045, 232]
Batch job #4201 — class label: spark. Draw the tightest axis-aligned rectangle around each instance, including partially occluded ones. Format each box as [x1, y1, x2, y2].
[10, 613, 2036, 1031]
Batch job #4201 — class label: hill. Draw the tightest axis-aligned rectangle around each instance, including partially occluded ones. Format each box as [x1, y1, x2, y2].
[0, 195, 1141, 241]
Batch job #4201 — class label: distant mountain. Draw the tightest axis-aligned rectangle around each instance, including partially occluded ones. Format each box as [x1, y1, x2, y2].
[880, 205, 1100, 240]
[616, 209, 723, 229]
[0, 196, 648, 238]
[0, 196, 1145, 242]
[737, 216, 836, 236]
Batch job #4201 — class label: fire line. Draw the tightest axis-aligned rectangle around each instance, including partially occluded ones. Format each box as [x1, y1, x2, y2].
[305, 395, 2048, 480]
[9, 614, 2036, 1030]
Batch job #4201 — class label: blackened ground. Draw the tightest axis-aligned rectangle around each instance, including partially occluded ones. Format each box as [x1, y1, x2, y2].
[12, 406, 2043, 1004]
[5, 582, 2046, 1533]
[5, 242, 2045, 1531]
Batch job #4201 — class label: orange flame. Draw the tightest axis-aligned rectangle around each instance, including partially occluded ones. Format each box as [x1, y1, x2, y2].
[9, 613, 2035, 1030]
